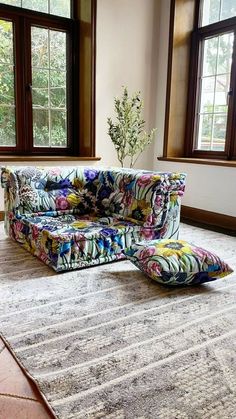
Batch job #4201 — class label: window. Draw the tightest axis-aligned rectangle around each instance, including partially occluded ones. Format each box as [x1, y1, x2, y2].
[0, 1, 96, 157]
[185, 0, 236, 159]
[0, 0, 70, 17]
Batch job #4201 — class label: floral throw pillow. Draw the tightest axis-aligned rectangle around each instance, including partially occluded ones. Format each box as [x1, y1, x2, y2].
[124, 239, 233, 286]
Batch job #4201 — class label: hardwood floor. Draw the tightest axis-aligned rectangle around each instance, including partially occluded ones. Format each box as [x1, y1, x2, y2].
[0, 337, 55, 419]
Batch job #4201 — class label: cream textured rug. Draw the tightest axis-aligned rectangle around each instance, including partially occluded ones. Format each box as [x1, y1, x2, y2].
[0, 222, 236, 418]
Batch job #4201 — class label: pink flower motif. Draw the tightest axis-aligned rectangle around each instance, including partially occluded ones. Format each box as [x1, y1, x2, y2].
[38, 251, 49, 263]
[144, 214, 154, 227]
[139, 246, 156, 260]
[117, 253, 126, 260]
[191, 246, 208, 260]
[155, 195, 163, 207]
[122, 192, 133, 206]
[14, 221, 23, 233]
[140, 228, 155, 240]
[147, 261, 161, 276]
[159, 223, 168, 237]
[32, 225, 39, 240]
[55, 196, 69, 210]
[13, 221, 23, 240]
[48, 168, 62, 176]
[137, 175, 152, 187]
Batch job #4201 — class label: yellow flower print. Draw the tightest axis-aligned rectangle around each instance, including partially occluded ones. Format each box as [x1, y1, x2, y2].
[41, 230, 50, 248]
[52, 240, 59, 253]
[71, 221, 90, 229]
[171, 173, 181, 180]
[67, 193, 81, 206]
[151, 174, 161, 182]
[131, 199, 152, 221]
[131, 199, 152, 215]
[156, 240, 193, 258]
[170, 193, 178, 202]
[72, 177, 85, 189]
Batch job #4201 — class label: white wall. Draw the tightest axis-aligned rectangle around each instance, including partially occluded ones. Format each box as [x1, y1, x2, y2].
[96, 0, 159, 168]
[152, 0, 236, 217]
[156, 161, 236, 217]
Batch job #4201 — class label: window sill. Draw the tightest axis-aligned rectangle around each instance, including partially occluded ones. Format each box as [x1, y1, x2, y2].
[0, 156, 101, 162]
[158, 157, 236, 168]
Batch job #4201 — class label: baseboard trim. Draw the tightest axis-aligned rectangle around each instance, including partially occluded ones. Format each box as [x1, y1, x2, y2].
[181, 205, 236, 234]
[0, 211, 4, 221]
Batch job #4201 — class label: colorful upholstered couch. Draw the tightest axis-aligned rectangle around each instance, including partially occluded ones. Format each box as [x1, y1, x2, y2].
[1, 166, 186, 272]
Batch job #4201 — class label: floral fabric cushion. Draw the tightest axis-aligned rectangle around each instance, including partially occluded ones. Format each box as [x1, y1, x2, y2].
[124, 239, 233, 286]
[1, 166, 186, 227]
[9, 214, 143, 271]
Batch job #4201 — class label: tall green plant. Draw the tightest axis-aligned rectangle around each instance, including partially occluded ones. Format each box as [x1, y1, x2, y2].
[107, 87, 156, 168]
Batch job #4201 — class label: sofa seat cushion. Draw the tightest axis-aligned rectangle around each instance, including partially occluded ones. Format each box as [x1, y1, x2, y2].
[9, 214, 144, 272]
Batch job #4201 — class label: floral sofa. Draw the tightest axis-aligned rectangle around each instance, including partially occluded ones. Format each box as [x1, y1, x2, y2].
[1, 166, 186, 272]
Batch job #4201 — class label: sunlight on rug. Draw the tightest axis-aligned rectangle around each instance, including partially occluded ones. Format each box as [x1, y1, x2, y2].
[0, 222, 236, 418]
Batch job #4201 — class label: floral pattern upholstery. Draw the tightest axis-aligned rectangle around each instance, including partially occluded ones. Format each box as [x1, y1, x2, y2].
[124, 239, 233, 286]
[1, 166, 186, 272]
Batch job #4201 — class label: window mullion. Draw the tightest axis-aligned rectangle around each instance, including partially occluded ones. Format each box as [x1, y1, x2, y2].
[23, 18, 33, 153]
[14, 15, 28, 153]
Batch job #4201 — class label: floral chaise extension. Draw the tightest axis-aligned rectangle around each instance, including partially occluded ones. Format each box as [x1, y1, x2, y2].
[0, 166, 186, 272]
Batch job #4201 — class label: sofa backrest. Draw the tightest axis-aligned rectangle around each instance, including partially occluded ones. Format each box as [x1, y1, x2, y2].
[0, 166, 100, 216]
[1, 166, 186, 227]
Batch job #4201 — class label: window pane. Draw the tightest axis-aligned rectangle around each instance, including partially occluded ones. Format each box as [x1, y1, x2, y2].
[22, 0, 48, 13]
[32, 69, 49, 88]
[197, 114, 213, 150]
[0, 19, 16, 147]
[50, 70, 66, 88]
[0, 19, 14, 64]
[0, 0, 71, 17]
[217, 32, 234, 74]
[214, 74, 229, 112]
[221, 0, 236, 21]
[31, 26, 67, 148]
[200, 77, 215, 113]
[50, 88, 66, 108]
[0, 64, 15, 104]
[201, 0, 236, 26]
[0, 0, 21, 6]
[31, 27, 49, 68]
[33, 109, 49, 146]
[49, 0, 70, 18]
[196, 32, 234, 152]
[202, 37, 218, 76]
[32, 88, 49, 107]
[0, 106, 16, 146]
[49, 31, 66, 70]
[212, 114, 227, 150]
[51, 110, 66, 147]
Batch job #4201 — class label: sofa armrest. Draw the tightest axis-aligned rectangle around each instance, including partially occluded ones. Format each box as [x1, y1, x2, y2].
[104, 169, 186, 227]
[1, 167, 20, 214]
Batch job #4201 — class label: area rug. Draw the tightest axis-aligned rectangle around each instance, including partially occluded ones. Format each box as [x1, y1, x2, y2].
[0, 222, 236, 418]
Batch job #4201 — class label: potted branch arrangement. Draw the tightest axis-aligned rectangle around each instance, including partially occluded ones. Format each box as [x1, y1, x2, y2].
[107, 87, 156, 168]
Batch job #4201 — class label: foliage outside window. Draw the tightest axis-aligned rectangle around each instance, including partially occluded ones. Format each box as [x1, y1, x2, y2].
[0, 1, 86, 156]
[185, 0, 236, 159]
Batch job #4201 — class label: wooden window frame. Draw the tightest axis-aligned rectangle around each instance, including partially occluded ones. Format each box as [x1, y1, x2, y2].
[0, 1, 96, 158]
[185, 0, 236, 160]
